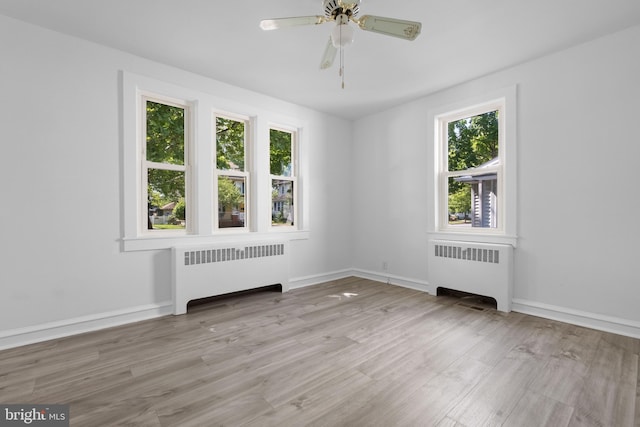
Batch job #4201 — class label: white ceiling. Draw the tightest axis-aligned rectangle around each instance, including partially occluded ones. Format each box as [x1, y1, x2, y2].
[1, 0, 640, 120]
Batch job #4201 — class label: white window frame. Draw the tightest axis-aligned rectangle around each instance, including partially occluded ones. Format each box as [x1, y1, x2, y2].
[431, 86, 517, 247]
[214, 112, 251, 232]
[269, 125, 299, 230]
[141, 94, 193, 236]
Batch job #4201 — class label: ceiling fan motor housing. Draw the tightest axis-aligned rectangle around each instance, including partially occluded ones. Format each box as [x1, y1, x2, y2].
[323, 0, 360, 20]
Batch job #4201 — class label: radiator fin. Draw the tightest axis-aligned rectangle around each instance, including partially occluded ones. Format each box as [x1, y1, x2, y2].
[184, 243, 285, 266]
[434, 244, 499, 264]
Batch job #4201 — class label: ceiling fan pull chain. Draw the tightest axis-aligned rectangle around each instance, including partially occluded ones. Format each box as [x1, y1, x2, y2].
[339, 24, 345, 89]
[339, 48, 343, 88]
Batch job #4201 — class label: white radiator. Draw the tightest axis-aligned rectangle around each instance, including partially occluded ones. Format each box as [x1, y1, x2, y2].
[427, 239, 514, 312]
[171, 241, 290, 315]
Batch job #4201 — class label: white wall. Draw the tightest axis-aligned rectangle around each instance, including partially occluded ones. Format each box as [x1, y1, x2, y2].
[352, 24, 640, 334]
[0, 15, 353, 346]
[2, 14, 639, 347]
[351, 103, 430, 285]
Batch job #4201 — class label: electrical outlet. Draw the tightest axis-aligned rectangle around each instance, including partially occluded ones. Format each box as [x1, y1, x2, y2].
[382, 261, 388, 271]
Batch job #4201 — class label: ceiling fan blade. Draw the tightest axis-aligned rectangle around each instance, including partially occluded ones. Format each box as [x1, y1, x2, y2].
[260, 16, 326, 31]
[355, 15, 422, 41]
[319, 37, 338, 70]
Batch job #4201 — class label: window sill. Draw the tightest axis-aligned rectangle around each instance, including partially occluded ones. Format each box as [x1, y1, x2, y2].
[122, 230, 310, 252]
[427, 230, 518, 248]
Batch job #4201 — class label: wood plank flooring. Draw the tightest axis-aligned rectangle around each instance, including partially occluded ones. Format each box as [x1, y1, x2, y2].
[0, 277, 638, 426]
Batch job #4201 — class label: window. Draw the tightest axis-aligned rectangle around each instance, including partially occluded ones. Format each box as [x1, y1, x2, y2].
[270, 127, 297, 227]
[122, 71, 308, 251]
[215, 115, 249, 230]
[446, 110, 500, 228]
[143, 97, 190, 233]
[433, 87, 516, 243]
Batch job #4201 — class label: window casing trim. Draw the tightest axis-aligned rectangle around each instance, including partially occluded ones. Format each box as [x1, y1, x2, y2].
[429, 85, 517, 247]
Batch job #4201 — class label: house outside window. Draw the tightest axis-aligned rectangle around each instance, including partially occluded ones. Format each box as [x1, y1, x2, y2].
[453, 157, 498, 228]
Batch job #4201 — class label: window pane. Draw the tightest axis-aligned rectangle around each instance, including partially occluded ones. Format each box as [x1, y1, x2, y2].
[147, 169, 186, 230]
[146, 100, 185, 165]
[448, 176, 497, 228]
[270, 129, 292, 176]
[448, 110, 498, 172]
[218, 176, 246, 228]
[272, 179, 293, 226]
[216, 117, 245, 171]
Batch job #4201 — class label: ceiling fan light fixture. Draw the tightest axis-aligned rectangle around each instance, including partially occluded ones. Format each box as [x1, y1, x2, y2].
[331, 23, 354, 48]
[259, 0, 422, 78]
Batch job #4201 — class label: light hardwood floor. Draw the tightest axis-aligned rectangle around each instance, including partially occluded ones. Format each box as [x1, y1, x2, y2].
[1, 277, 638, 426]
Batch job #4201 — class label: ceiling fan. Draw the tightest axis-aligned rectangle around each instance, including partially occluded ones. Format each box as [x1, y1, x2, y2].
[260, 0, 422, 86]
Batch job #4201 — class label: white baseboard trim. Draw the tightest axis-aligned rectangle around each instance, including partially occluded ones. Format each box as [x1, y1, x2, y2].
[8, 279, 636, 351]
[288, 269, 432, 295]
[0, 302, 173, 351]
[352, 269, 432, 294]
[288, 269, 353, 290]
[512, 298, 640, 339]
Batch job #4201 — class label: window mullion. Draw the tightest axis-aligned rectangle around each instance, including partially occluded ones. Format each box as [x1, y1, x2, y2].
[145, 161, 186, 172]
